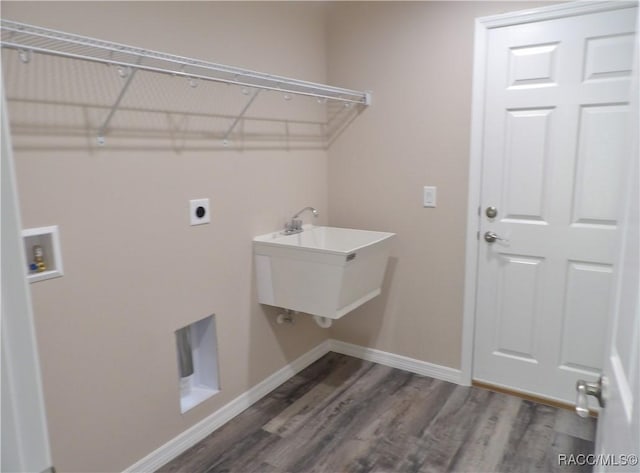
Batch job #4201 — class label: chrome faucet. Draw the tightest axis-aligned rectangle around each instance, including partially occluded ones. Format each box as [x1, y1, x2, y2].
[284, 206, 319, 234]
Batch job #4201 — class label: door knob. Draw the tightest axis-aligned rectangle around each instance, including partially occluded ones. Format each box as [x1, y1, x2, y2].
[484, 231, 508, 243]
[575, 375, 607, 417]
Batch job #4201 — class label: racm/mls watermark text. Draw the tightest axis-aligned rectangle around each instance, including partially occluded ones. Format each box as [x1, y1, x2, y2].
[558, 454, 638, 467]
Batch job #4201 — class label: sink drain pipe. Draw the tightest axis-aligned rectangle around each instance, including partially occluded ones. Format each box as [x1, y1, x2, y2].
[276, 309, 296, 324]
[313, 315, 333, 329]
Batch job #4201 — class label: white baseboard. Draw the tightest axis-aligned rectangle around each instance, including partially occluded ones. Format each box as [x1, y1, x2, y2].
[124, 338, 461, 472]
[329, 340, 463, 385]
[124, 340, 331, 472]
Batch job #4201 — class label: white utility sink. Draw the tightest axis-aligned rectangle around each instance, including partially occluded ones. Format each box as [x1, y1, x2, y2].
[253, 226, 395, 320]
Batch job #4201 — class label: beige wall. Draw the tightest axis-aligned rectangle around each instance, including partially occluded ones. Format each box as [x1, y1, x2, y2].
[3, 1, 561, 472]
[3, 2, 330, 472]
[326, 2, 556, 367]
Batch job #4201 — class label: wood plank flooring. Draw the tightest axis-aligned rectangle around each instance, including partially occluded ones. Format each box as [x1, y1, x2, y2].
[158, 353, 596, 473]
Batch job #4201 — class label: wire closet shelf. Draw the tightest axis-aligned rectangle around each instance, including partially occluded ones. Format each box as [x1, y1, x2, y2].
[0, 19, 371, 147]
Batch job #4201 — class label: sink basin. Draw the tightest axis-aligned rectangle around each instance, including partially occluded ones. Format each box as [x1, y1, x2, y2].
[253, 226, 395, 319]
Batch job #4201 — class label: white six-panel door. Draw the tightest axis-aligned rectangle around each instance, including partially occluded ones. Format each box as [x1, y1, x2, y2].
[473, 6, 637, 404]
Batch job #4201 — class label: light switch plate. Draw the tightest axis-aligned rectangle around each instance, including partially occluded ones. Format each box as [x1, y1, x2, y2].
[190, 198, 210, 225]
[423, 186, 437, 208]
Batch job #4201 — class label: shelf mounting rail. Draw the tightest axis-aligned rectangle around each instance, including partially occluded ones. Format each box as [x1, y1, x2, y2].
[1, 19, 371, 144]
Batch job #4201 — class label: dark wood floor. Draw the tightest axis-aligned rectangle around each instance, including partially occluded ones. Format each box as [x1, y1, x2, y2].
[158, 353, 596, 473]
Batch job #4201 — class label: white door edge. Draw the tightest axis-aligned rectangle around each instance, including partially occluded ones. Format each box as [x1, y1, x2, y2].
[460, 0, 638, 386]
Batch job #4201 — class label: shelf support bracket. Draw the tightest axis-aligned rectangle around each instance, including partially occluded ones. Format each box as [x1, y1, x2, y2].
[222, 89, 261, 146]
[97, 61, 141, 145]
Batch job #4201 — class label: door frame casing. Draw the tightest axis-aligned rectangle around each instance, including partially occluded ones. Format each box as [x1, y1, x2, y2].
[1, 78, 53, 470]
[460, 0, 638, 386]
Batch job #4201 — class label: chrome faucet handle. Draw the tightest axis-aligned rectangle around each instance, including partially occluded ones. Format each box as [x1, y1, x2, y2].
[284, 207, 318, 235]
[284, 218, 303, 235]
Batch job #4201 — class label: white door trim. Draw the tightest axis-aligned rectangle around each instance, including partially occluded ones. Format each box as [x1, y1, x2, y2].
[1, 81, 52, 470]
[461, 0, 639, 386]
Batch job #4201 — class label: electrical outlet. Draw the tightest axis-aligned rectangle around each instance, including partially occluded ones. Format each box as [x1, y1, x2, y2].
[423, 186, 437, 208]
[189, 198, 210, 225]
